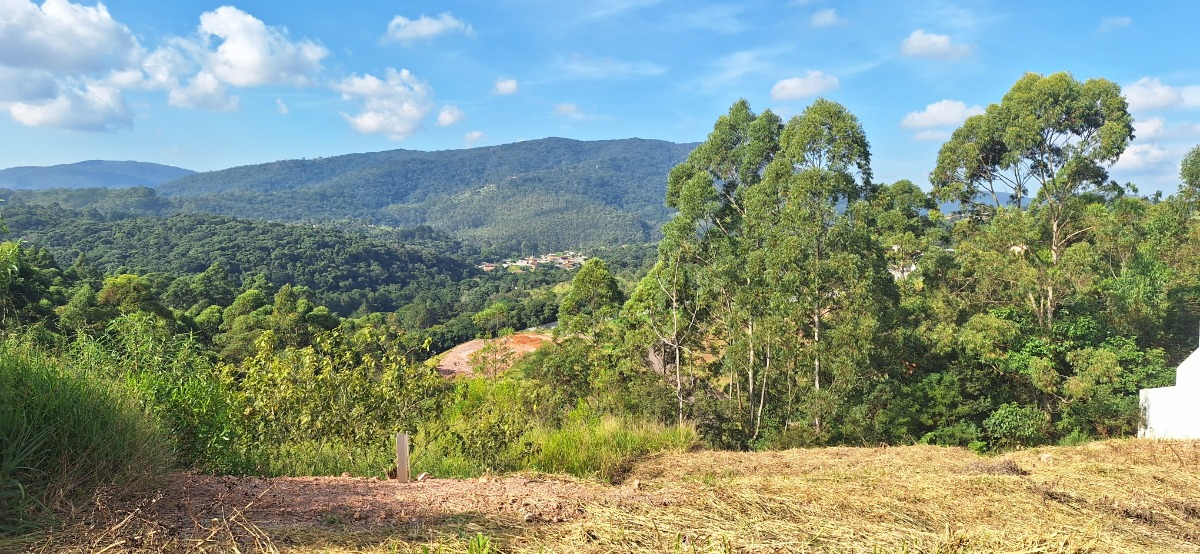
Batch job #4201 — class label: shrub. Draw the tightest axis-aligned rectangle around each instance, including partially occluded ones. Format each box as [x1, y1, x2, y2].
[983, 403, 1049, 450]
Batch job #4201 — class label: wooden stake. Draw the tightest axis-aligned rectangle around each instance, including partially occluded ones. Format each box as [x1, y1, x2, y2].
[395, 432, 410, 483]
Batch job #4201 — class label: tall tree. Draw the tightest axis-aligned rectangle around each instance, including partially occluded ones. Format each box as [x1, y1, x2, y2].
[630, 98, 896, 446]
[934, 72, 1133, 330]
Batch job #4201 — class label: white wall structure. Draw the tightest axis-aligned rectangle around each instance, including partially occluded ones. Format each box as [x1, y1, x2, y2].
[1139, 346, 1200, 439]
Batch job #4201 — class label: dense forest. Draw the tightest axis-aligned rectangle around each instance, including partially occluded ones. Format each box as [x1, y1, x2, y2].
[6, 71, 1200, 537]
[3, 206, 478, 316]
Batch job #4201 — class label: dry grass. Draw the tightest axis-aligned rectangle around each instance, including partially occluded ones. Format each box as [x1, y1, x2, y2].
[18, 439, 1200, 553]
[563, 440, 1200, 553]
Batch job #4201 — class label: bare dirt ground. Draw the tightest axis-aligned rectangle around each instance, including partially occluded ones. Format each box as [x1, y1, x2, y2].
[435, 332, 552, 377]
[30, 471, 663, 553]
[21, 439, 1200, 553]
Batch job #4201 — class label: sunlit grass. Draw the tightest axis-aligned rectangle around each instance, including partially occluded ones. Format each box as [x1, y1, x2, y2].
[0, 342, 173, 535]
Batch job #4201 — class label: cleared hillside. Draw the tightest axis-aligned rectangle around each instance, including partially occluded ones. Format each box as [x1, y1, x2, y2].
[23, 440, 1200, 553]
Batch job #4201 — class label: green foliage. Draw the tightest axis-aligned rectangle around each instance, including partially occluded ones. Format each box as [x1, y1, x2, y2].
[1182, 144, 1200, 202]
[5, 207, 476, 316]
[414, 377, 543, 477]
[61, 313, 243, 472]
[982, 403, 1050, 450]
[232, 327, 446, 460]
[558, 258, 624, 335]
[466, 532, 493, 554]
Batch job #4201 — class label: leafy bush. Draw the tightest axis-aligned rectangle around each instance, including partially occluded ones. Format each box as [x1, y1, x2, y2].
[919, 421, 982, 448]
[230, 326, 446, 474]
[413, 377, 542, 477]
[983, 403, 1050, 449]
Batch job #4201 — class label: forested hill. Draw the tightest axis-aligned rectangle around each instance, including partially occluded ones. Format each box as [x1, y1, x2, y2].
[4, 206, 477, 316]
[0, 160, 194, 189]
[156, 137, 698, 254]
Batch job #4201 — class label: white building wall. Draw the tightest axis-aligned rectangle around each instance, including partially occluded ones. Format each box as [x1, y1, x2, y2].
[1139, 346, 1200, 439]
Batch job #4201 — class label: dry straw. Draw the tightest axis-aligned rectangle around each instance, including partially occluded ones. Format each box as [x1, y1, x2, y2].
[20, 439, 1200, 553]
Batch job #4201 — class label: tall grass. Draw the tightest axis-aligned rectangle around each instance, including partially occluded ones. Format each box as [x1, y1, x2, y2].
[525, 413, 698, 482]
[63, 315, 247, 473]
[0, 343, 173, 535]
[412, 377, 698, 482]
[246, 440, 395, 477]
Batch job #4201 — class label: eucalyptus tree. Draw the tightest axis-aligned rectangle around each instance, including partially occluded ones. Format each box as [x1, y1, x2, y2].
[745, 99, 895, 439]
[934, 72, 1133, 331]
[633, 98, 897, 445]
[655, 100, 782, 442]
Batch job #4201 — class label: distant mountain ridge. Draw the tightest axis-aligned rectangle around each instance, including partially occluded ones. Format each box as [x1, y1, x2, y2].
[156, 137, 698, 254]
[0, 160, 194, 189]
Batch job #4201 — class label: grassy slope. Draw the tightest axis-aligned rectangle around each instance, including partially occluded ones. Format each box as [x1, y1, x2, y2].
[24, 439, 1200, 553]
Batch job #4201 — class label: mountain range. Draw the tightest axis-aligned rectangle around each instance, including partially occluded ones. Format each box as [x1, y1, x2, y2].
[157, 137, 696, 253]
[2, 138, 698, 256]
[0, 160, 194, 189]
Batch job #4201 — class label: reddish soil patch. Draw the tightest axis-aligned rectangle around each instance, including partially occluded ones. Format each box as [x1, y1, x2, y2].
[51, 472, 661, 552]
[155, 473, 603, 528]
[435, 332, 553, 377]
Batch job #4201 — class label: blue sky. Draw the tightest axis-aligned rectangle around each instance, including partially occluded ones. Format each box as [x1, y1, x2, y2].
[1, 1, 1198, 194]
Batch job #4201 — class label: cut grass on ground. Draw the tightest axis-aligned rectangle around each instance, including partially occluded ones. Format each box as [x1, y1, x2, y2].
[18, 439, 1200, 553]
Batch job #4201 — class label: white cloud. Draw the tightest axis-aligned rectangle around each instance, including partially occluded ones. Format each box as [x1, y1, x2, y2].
[275, 98, 289, 114]
[167, 72, 238, 111]
[437, 104, 464, 126]
[900, 30, 973, 60]
[1135, 117, 1166, 140]
[0, 0, 142, 74]
[1098, 16, 1131, 33]
[130, 7, 328, 112]
[704, 50, 770, 90]
[138, 41, 197, 90]
[465, 130, 484, 147]
[195, 7, 328, 88]
[561, 55, 664, 79]
[554, 103, 585, 119]
[901, 99, 983, 129]
[0, 67, 59, 102]
[384, 13, 472, 43]
[494, 78, 518, 95]
[1124, 77, 1184, 111]
[8, 80, 131, 131]
[1113, 143, 1171, 172]
[335, 68, 433, 140]
[913, 129, 951, 142]
[770, 71, 839, 100]
[810, 8, 845, 27]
